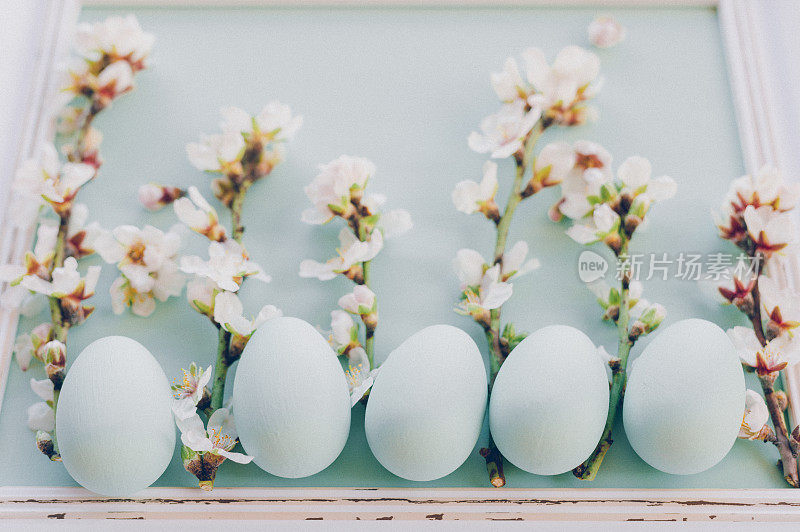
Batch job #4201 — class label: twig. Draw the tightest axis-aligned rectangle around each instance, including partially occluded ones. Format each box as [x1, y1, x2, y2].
[574, 241, 633, 480]
[750, 274, 800, 487]
[480, 123, 544, 487]
[207, 187, 246, 412]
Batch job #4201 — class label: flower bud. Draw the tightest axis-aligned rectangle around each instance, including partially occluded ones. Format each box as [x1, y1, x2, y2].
[623, 214, 642, 237]
[36, 430, 60, 461]
[362, 312, 378, 332]
[481, 200, 501, 223]
[211, 177, 236, 208]
[138, 183, 185, 211]
[343, 263, 364, 285]
[603, 232, 622, 255]
[628, 321, 646, 342]
[42, 340, 67, 388]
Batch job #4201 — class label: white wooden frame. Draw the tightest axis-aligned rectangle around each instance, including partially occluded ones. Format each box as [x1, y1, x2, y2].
[2, 0, 800, 522]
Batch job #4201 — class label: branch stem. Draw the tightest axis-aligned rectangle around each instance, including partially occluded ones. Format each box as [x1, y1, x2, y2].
[210, 327, 231, 411]
[574, 242, 633, 480]
[480, 122, 544, 487]
[750, 275, 799, 487]
[208, 188, 246, 413]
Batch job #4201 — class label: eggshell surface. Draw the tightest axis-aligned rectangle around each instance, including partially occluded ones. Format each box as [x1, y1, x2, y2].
[233, 317, 351, 478]
[365, 325, 487, 481]
[623, 318, 745, 475]
[56, 336, 175, 496]
[489, 324, 609, 475]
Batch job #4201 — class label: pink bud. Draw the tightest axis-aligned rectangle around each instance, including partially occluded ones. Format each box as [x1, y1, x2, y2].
[138, 184, 185, 211]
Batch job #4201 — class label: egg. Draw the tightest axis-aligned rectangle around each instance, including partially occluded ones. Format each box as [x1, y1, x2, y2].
[56, 336, 175, 496]
[623, 318, 745, 475]
[489, 325, 609, 475]
[233, 316, 350, 478]
[365, 325, 486, 481]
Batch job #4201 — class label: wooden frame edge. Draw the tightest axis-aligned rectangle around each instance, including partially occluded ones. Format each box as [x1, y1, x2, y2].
[1, 487, 800, 521]
[1, 0, 799, 521]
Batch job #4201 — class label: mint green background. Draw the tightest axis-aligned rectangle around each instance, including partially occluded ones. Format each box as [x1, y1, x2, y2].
[0, 5, 787, 489]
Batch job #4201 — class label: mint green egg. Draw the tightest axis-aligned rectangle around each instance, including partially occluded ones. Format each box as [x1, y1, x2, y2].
[56, 336, 175, 496]
[233, 317, 351, 478]
[489, 325, 609, 475]
[623, 318, 745, 475]
[365, 325, 487, 481]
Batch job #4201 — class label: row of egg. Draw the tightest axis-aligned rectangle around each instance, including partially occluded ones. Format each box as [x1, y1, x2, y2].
[56, 317, 744, 496]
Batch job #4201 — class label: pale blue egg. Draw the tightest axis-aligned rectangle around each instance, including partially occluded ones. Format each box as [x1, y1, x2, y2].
[365, 325, 487, 481]
[233, 317, 350, 478]
[623, 318, 745, 474]
[489, 325, 609, 475]
[56, 336, 175, 496]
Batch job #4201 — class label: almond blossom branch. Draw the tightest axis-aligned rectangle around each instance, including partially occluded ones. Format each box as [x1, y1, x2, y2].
[300, 155, 411, 403]
[0, 15, 153, 462]
[454, 45, 602, 487]
[163, 102, 300, 489]
[717, 166, 800, 487]
[560, 156, 674, 480]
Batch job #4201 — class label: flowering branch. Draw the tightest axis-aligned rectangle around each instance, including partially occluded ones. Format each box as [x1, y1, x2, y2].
[559, 155, 674, 480]
[300, 155, 411, 403]
[717, 166, 800, 487]
[453, 46, 602, 487]
[157, 102, 301, 489]
[1, 15, 153, 461]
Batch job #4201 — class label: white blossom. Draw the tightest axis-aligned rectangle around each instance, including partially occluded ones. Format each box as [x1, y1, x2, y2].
[212, 291, 281, 337]
[27, 401, 54, 432]
[618, 156, 677, 215]
[96, 224, 184, 317]
[12, 323, 51, 371]
[743, 205, 796, 256]
[501, 241, 540, 280]
[175, 408, 252, 464]
[329, 310, 358, 354]
[545, 141, 613, 219]
[30, 377, 54, 402]
[74, 14, 155, 67]
[181, 239, 268, 292]
[20, 257, 100, 299]
[221, 101, 303, 142]
[588, 16, 626, 48]
[522, 45, 601, 125]
[12, 143, 94, 207]
[345, 347, 378, 407]
[299, 228, 383, 281]
[301, 155, 376, 224]
[452, 161, 498, 215]
[566, 204, 620, 245]
[95, 60, 134, 99]
[186, 132, 244, 172]
[759, 274, 800, 335]
[66, 203, 103, 257]
[173, 186, 226, 241]
[739, 389, 771, 440]
[186, 276, 218, 315]
[338, 285, 376, 315]
[455, 264, 512, 315]
[723, 165, 800, 214]
[171, 363, 212, 421]
[468, 101, 541, 159]
[453, 248, 486, 289]
[491, 58, 526, 103]
[728, 326, 800, 374]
